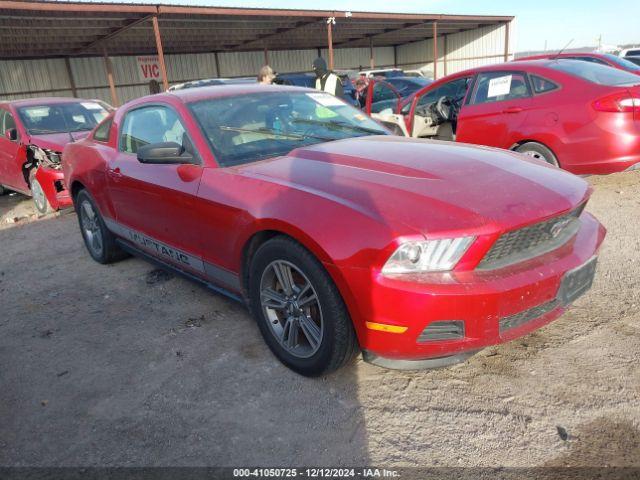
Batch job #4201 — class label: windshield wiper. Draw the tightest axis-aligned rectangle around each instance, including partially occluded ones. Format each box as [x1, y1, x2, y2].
[218, 125, 333, 142]
[292, 118, 385, 136]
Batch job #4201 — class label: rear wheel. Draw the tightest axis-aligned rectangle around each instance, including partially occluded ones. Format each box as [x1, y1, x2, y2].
[76, 189, 128, 264]
[30, 173, 51, 215]
[249, 236, 359, 376]
[516, 142, 559, 168]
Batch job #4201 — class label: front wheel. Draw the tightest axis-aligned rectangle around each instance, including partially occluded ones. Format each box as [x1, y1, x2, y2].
[249, 236, 359, 376]
[30, 174, 51, 215]
[516, 142, 559, 168]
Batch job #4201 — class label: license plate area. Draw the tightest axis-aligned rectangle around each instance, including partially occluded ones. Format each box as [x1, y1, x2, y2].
[557, 256, 597, 306]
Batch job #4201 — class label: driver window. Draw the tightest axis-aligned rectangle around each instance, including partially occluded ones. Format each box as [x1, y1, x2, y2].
[415, 77, 471, 110]
[471, 72, 531, 104]
[120, 105, 187, 154]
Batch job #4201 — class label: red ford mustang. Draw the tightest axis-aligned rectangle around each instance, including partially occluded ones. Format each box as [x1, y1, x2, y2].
[366, 59, 640, 175]
[0, 98, 109, 213]
[63, 85, 605, 376]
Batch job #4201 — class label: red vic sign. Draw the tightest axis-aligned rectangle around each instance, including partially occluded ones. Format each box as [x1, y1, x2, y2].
[136, 56, 161, 81]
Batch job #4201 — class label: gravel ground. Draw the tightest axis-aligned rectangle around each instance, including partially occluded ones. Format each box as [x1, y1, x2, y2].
[0, 171, 638, 469]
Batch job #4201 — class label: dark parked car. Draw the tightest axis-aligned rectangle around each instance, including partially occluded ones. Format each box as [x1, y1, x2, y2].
[168, 77, 255, 91]
[274, 72, 359, 107]
[384, 76, 433, 98]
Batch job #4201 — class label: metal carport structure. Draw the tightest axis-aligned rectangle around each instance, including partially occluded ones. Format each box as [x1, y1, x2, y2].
[0, 0, 514, 105]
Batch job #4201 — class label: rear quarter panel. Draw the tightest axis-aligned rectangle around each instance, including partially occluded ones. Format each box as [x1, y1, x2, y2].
[504, 69, 611, 172]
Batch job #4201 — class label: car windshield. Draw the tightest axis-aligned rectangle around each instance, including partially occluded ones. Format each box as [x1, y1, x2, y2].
[626, 57, 640, 67]
[189, 91, 388, 167]
[548, 59, 640, 86]
[17, 102, 108, 134]
[603, 54, 640, 72]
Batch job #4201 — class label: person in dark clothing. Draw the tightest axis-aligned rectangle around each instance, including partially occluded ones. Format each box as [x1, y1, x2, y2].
[312, 57, 344, 98]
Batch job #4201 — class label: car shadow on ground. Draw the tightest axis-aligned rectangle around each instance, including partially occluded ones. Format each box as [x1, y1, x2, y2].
[0, 214, 371, 466]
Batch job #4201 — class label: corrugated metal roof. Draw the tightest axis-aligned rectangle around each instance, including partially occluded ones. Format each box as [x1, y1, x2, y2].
[0, 0, 513, 59]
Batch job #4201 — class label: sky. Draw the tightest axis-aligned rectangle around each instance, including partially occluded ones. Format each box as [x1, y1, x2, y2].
[91, 0, 639, 52]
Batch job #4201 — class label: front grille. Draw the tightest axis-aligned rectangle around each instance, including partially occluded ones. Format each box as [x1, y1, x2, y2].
[499, 299, 559, 333]
[478, 204, 585, 270]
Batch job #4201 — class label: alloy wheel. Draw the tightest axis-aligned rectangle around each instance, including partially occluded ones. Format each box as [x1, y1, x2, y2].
[80, 200, 104, 257]
[31, 178, 47, 213]
[259, 260, 324, 359]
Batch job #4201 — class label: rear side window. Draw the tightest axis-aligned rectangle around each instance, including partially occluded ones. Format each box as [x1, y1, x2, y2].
[93, 118, 112, 142]
[530, 75, 559, 94]
[566, 56, 608, 65]
[120, 105, 187, 154]
[603, 54, 640, 72]
[548, 60, 640, 86]
[471, 72, 531, 104]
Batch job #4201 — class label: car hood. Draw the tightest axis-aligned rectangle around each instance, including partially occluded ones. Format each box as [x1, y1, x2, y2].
[28, 131, 91, 152]
[238, 136, 590, 237]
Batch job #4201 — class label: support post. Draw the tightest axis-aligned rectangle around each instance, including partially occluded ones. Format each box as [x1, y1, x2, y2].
[432, 21, 438, 80]
[263, 47, 269, 65]
[152, 15, 169, 91]
[214, 51, 221, 77]
[393, 45, 398, 68]
[369, 36, 374, 68]
[504, 21, 510, 62]
[103, 50, 119, 107]
[64, 57, 77, 98]
[327, 19, 334, 70]
[443, 35, 448, 77]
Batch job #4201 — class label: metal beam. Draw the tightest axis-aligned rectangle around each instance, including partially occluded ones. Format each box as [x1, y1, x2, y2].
[369, 37, 374, 68]
[443, 34, 448, 76]
[333, 21, 426, 47]
[432, 21, 438, 80]
[327, 19, 334, 70]
[504, 21, 510, 62]
[75, 13, 155, 54]
[231, 19, 319, 50]
[103, 50, 119, 107]
[152, 16, 169, 91]
[64, 57, 77, 97]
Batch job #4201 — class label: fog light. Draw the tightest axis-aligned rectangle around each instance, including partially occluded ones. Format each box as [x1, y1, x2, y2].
[418, 321, 464, 342]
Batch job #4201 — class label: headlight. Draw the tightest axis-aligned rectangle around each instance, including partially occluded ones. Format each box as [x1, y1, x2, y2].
[382, 237, 475, 274]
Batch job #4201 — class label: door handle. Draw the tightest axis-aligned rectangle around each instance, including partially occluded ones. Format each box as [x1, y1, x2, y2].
[502, 106, 524, 114]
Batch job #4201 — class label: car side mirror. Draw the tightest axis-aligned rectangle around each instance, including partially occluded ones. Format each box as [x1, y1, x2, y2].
[136, 142, 196, 165]
[5, 128, 17, 141]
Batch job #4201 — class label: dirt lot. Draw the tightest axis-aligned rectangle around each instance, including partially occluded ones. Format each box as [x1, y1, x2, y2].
[0, 172, 639, 469]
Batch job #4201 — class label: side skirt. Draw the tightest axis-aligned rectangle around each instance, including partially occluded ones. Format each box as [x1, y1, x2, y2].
[116, 238, 246, 305]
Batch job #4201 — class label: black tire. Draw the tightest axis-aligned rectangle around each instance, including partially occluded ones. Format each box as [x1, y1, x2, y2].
[248, 236, 359, 376]
[515, 142, 559, 167]
[0, 185, 6, 196]
[75, 189, 128, 264]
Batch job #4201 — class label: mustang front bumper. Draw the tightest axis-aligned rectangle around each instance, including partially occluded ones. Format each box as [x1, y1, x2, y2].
[336, 212, 606, 369]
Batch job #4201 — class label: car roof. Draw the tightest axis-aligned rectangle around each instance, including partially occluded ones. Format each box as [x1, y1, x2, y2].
[517, 52, 607, 61]
[165, 83, 315, 104]
[2, 97, 93, 108]
[450, 59, 574, 77]
[277, 72, 314, 78]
